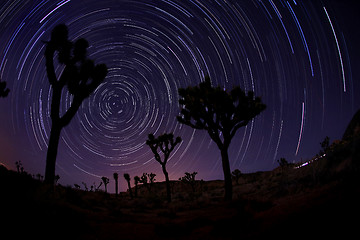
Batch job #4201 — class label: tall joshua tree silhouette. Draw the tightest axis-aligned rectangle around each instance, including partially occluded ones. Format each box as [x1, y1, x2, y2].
[0, 78, 10, 98]
[113, 173, 119, 197]
[146, 133, 181, 202]
[177, 76, 266, 200]
[44, 24, 108, 184]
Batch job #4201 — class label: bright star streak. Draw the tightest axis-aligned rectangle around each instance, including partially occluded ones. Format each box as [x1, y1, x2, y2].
[39, 0, 71, 23]
[295, 102, 305, 156]
[324, 6, 346, 93]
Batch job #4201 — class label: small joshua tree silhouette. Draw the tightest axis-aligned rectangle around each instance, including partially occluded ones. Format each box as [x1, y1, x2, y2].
[96, 182, 103, 191]
[146, 133, 181, 202]
[36, 173, 42, 181]
[15, 161, 23, 173]
[134, 176, 140, 197]
[139, 173, 149, 192]
[124, 173, 133, 199]
[43, 24, 108, 184]
[101, 176, 109, 193]
[54, 174, 60, 184]
[113, 172, 119, 197]
[138, 172, 157, 194]
[231, 169, 242, 185]
[148, 173, 156, 184]
[179, 172, 198, 192]
[140, 172, 148, 184]
[81, 182, 89, 191]
[277, 157, 289, 168]
[319, 136, 330, 155]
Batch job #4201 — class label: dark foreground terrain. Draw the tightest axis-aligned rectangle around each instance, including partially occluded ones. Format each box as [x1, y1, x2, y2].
[1, 123, 360, 239]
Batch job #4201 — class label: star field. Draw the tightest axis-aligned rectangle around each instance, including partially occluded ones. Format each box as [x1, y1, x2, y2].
[0, 0, 359, 191]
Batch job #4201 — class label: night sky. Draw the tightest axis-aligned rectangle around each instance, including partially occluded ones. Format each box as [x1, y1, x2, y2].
[0, 0, 359, 192]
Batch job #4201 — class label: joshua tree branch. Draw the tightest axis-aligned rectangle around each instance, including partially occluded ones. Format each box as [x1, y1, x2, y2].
[45, 44, 58, 85]
[230, 120, 248, 140]
[60, 96, 83, 127]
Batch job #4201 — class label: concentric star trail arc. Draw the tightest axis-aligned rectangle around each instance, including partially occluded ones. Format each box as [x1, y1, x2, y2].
[0, 0, 357, 190]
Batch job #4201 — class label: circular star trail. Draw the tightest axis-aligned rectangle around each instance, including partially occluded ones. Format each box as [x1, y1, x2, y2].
[0, 0, 359, 189]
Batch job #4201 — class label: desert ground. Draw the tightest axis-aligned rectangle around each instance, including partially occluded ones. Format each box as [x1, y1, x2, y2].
[1, 125, 360, 239]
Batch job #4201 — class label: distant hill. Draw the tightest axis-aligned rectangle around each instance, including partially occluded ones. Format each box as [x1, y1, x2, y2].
[343, 108, 360, 140]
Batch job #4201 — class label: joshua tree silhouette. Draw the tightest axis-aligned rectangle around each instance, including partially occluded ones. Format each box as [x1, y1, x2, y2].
[231, 169, 241, 185]
[134, 175, 140, 197]
[138, 172, 157, 194]
[139, 173, 149, 193]
[82, 182, 89, 191]
[124, 173, 133, 199]
[95, 181, 103, 191]
[320, 136, 330, 155]
[15, 161, 23, 173]
[148, 173, 156, 184]
[44, 24, 108, 184]
[101, 176, 109, 193]
[139, 172, 148, 190]
[178, 76, 266, 200]
[146, 133, 181, 202]
[179, 172, 198, 192]
[113, 173, 119, 197]
[0, 78, 10, 98]
[36, 173, 43, 181]
[54, 174, 60, 184]
[277, 157, 289, 168]
[90, 181, 102, 192]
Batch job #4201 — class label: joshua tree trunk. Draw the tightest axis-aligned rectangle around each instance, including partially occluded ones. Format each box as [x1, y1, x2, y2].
[115, 179, 118, 197]
[44, 97, 82, 184]
[45, 124, 62, 184]
[162, 164, 171, 203]
[134, 183, 138, 198]
[221, 147, 232, 201]
[127, 180, 133, 199]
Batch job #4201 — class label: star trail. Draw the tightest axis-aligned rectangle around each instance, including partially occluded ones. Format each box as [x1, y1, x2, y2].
[0, 0, 359, 191]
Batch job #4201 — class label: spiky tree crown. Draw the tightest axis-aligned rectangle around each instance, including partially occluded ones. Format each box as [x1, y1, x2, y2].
[146, 133, 182, 164]
[178, 76, 266, 148]
[45, 24, 108, 125]
[124, 173, 131, 181]
[113, 172, 118, 180]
